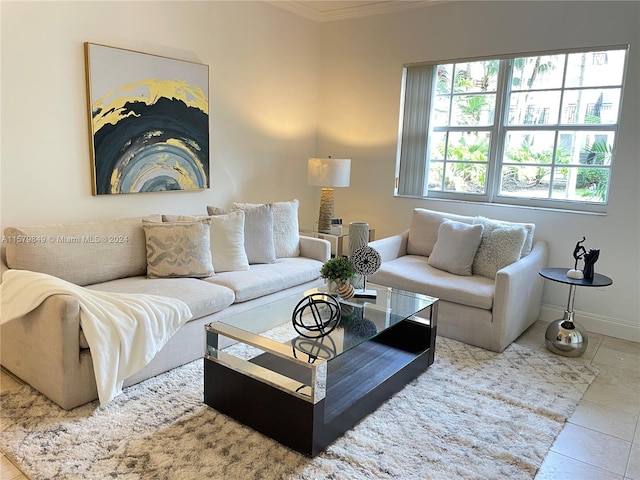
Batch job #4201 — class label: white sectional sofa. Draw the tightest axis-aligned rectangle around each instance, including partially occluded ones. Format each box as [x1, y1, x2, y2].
[369, 208, 548, 353]
[0, 202, 330, 410]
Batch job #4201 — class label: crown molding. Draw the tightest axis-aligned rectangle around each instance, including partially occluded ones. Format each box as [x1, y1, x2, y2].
[267, 1, 445, 22]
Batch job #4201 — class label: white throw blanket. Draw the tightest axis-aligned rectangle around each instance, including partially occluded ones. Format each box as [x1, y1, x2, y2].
[0, 270, 192, 406]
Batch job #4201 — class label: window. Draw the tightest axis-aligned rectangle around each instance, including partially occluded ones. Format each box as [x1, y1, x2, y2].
[395, 47, 628, 212]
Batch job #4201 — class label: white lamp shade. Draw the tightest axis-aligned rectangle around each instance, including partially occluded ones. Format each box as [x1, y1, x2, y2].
[307, 158, 351, 187]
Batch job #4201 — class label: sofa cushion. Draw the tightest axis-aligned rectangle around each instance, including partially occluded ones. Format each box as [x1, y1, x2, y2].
[472, 221, 527, 279]
[208, 204, 276, 265]
[234, 199, 300, 258]
[428, 219, 483, 276]
[474, 216, 535, 257]
[4, 215, 161, 286]
[143, 218, 215, 279]
[203, 257, 323, 303]
[369, 255, 494, 310]
[407, 209, 474, 257]
[86, 276, 235, 321]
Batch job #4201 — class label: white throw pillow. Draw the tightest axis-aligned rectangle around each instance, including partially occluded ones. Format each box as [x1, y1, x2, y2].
[234, 199, 300, 258]
[209, 204, 276, 264]
[472, 222, 527, 279]
[210, 211, 250, 272]
[428, 219, 484, 276]
[177, 212, 249, 273]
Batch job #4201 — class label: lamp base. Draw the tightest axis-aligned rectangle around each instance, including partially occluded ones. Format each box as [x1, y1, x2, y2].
[318, 188, 334, 234]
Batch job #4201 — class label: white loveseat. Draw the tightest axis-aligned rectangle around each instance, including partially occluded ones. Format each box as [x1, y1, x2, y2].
[0, 202, 330, 409]
[369, 208, 548, 352]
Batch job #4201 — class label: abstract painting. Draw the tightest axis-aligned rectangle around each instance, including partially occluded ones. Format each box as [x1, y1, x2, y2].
[85, 43, 209, 195]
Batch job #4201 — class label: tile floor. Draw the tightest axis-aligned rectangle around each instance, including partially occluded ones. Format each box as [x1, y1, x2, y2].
[1, 320, 639, 480]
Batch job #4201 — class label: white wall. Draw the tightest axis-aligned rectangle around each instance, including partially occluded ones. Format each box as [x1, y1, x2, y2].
[0, 1, 320, 226]
[316, 1, 640, 340]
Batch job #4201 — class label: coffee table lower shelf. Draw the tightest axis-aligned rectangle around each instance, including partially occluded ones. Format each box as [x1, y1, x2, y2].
[204, 320, 436, 457]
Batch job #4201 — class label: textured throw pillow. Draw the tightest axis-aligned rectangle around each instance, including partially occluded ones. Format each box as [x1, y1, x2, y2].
[234, 199, 300, 258]
[176, 212, 249, 273]
[142, 218, 214, 279]
[428, 219, 484, 276]
[208, 204, 276, 264]
[473, 216, 535, 257]
[472, 223, 527, 279]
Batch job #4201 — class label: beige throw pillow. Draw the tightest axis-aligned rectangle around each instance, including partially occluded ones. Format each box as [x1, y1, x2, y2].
[143, 218, 214, 279]
[407, 208, 475, 257]
[428, 219, 484, 276]
[234, 199, 300, 258]
[176, 212, 249, 273]
[208, 204, 276, 264]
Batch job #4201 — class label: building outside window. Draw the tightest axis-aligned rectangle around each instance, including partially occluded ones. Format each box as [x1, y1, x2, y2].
[395, 47, 628, 212]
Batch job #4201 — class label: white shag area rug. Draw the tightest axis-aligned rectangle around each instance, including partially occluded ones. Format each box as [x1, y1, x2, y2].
[1, 337, 597, 480]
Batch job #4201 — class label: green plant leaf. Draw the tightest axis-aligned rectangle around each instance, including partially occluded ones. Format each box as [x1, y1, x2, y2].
[320, 256, 357, 281]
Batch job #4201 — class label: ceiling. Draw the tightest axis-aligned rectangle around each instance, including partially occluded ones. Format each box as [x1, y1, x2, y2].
[267, 0, 443, 22]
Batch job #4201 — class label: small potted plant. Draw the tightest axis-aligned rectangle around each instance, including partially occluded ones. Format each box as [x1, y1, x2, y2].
[320, 256, 357, 298]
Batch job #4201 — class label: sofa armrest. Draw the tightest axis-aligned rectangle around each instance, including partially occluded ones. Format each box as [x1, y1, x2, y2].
[0, 293, 96, 409]
[369, 230, 409, 262]
[0, 260, 8, 284]
[492, 240, 549, 351]
[299, 236, 331, 262]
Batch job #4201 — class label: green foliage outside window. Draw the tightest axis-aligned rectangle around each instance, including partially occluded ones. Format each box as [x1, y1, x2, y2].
[576, 139, 613, 200]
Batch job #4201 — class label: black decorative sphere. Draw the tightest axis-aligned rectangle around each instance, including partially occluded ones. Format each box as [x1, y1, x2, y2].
[291, 336, 337, 362]
[291, 293, 342, 338]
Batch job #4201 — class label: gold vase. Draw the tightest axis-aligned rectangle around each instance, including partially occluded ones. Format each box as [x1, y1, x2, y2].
[327, 280, 355, 300]
[337, 282, 355, 300]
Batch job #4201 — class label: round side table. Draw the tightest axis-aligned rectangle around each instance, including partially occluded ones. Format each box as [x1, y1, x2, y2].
[539, 267, 613, 357]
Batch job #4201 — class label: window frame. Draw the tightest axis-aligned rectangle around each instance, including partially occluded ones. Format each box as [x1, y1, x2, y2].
[394, 45, 630, 213]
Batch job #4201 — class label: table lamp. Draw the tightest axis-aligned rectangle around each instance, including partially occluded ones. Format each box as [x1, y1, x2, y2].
[308, 157, 351, 234]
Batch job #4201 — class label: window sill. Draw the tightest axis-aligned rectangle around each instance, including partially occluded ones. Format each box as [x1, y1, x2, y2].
[393, 193, 608, 216]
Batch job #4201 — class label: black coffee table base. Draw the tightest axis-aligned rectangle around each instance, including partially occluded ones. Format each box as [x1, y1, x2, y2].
[204, 320, 436, 457]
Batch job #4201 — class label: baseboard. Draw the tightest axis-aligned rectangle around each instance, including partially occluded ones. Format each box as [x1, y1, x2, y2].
[539, 304, 640, 343]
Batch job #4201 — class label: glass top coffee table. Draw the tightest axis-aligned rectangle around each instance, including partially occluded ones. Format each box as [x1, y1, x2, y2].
[204, 283, 438, 457]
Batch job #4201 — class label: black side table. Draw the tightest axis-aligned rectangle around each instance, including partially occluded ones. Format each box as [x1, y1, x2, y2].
[539, 267, 613, 357]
